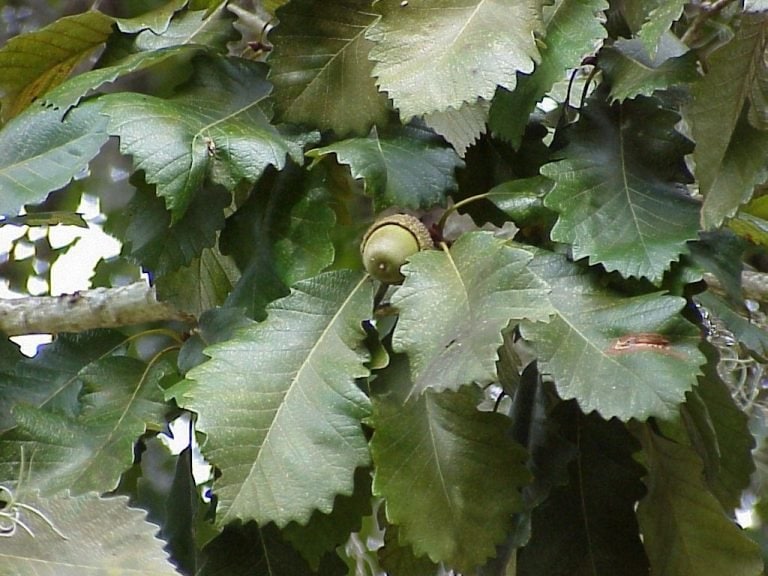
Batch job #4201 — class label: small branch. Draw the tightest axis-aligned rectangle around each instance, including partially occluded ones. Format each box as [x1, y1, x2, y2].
[704, 271, 768, 303]
[681, 0, 740, 46]
[0, 282, 194, 337]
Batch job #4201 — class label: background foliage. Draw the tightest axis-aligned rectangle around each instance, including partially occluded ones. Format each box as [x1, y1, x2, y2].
[1, 0, 768, 575]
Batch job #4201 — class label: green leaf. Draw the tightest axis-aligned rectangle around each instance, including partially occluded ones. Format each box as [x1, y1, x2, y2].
[101, 55, 305, 220]
[219, 164, 335, 318]
[0, 331, 126, 434]
[44, 45, 205, 115]
[271, 169, 337, 285]
[378, 522, 441, 576]
[0, 100, 109, 218]
[599, 39, 699, 102]
[115, 0, 188, 34]
[198, 522, 329, 576]
[543, 95, 700, 281]
[485, 176, 556, 229]
[122, 182, 228, 276]
[748, 48, 768, 130]
[155, 247, 241, 316]
[268, 0, 390, 136]
[634, 425, 763, 576]
[307, 127, 463, 211]
[180, 270, 373, 527]
[0, 492, 178, 575]
[368, 0, 541, 119]
[519, 250, 705, 421]
[517, 411, 649, 576]
[283, 467, 372, 570]
[0, 10, 115, 121]
[0, 356, 174, 495]
[683, 343, 755, 511]
[370, 374, 530, 573]
[129, 6, 236, 53]
[505, 368, 577, 508]
[423, 98, 489, 156]
[699, 113, 768, 229]
[637, 1, 686, 55]
[688, 230, 745, 306]
[488, 0, 608, 147]
[688, 13, 768, 226]
[391, 232, 553, 397]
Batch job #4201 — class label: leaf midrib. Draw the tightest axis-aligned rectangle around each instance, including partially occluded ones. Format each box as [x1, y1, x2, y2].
[228, 274, 369, 519]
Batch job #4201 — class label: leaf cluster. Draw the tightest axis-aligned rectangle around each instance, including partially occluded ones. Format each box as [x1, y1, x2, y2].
[0, 0, 767, 575]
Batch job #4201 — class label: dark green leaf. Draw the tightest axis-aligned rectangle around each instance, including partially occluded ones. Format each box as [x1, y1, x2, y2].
[506, 369, 577, 508]
[283, 467, 372, 570]
[634, 425, 763, 576]
[683, 343, 755, 511]
[688, 13, 768, 227]
[44, 45, 205, 115]
[176, 307, 252, 375]
[378, 522, 441, 576]
[599, 40, 699, 102]
[543, 95, 699, 281]
[368, 0, 541, 119]
[220, 164, 336, 318]
[520, 250, 705, 421]
[392, 232, 553, 396]
[268, 0, 390, 135]
[486, 176, 556, 229]
[122, 183, 228, 276]
[180, 271, 373, 527]
[155, 247, 241, 316]
[517, 411, 649, 576]
[371, 377, 530, 573]
[307, 127, 463, 211]
[688, 230, 745, 306]
[197, 522, 332, 576]
[699, 113, 768, 230]
[489, 0, 609, 147]
[0, 100, 108, 217]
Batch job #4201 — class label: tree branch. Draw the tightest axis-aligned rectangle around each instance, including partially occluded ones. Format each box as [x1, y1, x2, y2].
[3, 270, 768, 338]
[703, 270, 768, 303]
[0, 282, 194, 337]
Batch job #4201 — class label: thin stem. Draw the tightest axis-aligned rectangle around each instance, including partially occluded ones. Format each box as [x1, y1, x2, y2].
[436, 193, 491, 232]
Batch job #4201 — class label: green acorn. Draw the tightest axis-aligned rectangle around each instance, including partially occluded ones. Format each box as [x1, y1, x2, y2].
[361, 213, 433, 284]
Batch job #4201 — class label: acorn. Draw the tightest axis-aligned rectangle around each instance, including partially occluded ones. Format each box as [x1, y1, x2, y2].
[361, 213, 433, 284]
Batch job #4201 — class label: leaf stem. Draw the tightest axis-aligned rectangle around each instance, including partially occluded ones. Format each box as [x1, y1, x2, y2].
[436, 193, 491, 232]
